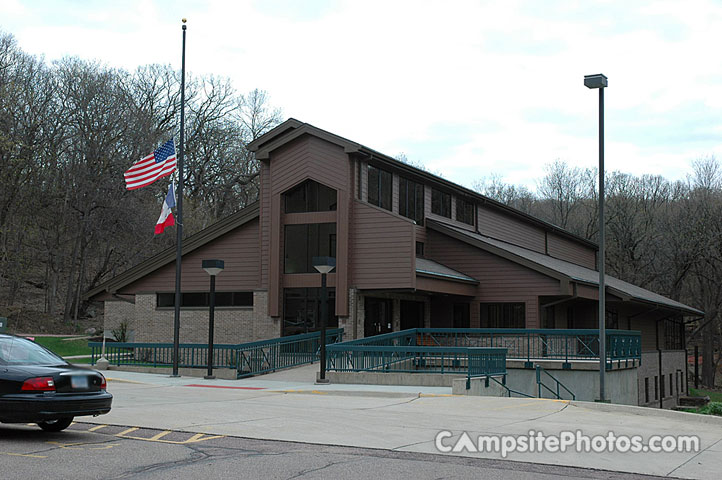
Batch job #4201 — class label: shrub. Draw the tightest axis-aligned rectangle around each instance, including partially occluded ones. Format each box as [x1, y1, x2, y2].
[111, 320, 129, 343]
[699, 402, 722, 416]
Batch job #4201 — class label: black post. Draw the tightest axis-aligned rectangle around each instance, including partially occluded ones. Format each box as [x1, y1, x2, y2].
[205, 274, 216, 379]
[319, 273, 328, 383]
[172, 19, 187, 377]
[598, 86, 606, 403]
[694, 345, 699, 389]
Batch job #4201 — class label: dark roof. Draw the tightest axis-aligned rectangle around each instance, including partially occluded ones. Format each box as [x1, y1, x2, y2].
[427, 219, 703, 316]
[248, 118, 597, 250]
[415, 258, 479, 284]
[85, 202, 260, 300]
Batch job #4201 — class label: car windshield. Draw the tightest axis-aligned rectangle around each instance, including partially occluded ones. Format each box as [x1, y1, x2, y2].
[0, 337, 66, 366]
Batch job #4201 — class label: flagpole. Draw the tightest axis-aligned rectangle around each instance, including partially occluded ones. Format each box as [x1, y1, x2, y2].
[172, 18, 187, 377]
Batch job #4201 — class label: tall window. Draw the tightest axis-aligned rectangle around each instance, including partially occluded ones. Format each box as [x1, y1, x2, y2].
[284, 223, 337, 273]
[431, 188, 451, 218]
[399, 177, 424, 224]
[368, 165, 392, 211]
[665, 319, 684, 350]
[456, 197, 474, 225]
[480, 302, 525, 328]
[283, 288, 337, 336]
[284, 180, 337, 213]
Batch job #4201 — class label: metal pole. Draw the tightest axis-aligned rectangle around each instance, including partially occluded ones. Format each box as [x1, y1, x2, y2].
[319, 273, 328, 382]
[598, 86, 607, 402]
[172, 19, 187, 377]
[694, 345, 699, 389]
[205, 275, 216, 379]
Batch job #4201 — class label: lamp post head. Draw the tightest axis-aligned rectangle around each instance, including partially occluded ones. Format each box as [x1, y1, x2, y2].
[312, 256, 336, 274]
[584, 74, 608, 89]
[202, 259, 224, 276]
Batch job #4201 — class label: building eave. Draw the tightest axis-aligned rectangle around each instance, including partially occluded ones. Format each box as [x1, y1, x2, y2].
[248, 118, 597, 250]
[85, 202, 260, 300]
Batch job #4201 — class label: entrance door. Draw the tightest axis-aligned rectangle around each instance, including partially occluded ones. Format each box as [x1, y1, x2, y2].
[453, 303, 470, 328]
[400, 300, 425, 330]
[364, 298, 393, 337]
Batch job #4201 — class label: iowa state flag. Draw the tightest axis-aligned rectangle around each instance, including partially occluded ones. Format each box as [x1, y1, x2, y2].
[155, 183, 176, 235]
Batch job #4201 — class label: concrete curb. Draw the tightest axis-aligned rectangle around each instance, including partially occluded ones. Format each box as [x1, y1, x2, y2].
[569, 399, 722, 426]
[273, 389, 422, 398]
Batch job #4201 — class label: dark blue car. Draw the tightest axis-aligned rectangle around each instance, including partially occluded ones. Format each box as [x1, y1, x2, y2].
[0, 334, 112, 432]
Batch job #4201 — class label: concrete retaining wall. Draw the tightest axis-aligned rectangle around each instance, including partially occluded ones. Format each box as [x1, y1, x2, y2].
[452, 367, 639, 405]
[330, 363, 639, 405]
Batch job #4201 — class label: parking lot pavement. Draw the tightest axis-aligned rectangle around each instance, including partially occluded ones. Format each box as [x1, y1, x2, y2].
[91, 370, 722, 479]
[0, 422, 668, 480]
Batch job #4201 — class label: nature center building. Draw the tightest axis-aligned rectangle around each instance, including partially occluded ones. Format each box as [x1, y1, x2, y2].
[87, 119, 702, 408]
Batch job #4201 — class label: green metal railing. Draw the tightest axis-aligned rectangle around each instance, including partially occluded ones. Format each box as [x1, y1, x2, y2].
[408, 328, 641, 367]
[326, 340, 507, 381]
[536, 365, 576, 400]
[89, 329, 343, 378]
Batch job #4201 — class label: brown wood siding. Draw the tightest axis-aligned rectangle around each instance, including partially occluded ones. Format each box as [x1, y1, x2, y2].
[260, 162, 271, 288]
[416, 276, 477, 296]
[265, 135, 350, 317]
[269, 135, 348, 196]
[351, 200, 415, 289]
[426, 230, 560, 328]
[477, 204, 546, 253]
[121, 218, 260, 293]
[547, 232, 597, 269]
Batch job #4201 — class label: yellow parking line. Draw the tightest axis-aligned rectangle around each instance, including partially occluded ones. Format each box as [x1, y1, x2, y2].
[184, 433, 224, 444]
[116, 427, 139, 437]
[106, 378, 146, 384]
[149, 431, 172, 441]
[115, 430, 225, 444]
[0, 452, 47, 458]
[88, 425, 108, 432]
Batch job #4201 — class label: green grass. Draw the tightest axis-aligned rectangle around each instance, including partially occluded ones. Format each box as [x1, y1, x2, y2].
[690, 388, 722, 403]
[32, 336, 92, 358]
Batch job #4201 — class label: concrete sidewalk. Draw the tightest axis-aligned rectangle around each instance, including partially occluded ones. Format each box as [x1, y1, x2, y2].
[93, 367, 721, 479]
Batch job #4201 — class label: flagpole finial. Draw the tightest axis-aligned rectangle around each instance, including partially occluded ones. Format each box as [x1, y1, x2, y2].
[182, 18, 187, 23]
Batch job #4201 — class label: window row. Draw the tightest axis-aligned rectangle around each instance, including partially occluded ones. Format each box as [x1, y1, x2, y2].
[156, 292, 253, 308]
[369, 165, 475, 226]
[281, 171, 476, 226]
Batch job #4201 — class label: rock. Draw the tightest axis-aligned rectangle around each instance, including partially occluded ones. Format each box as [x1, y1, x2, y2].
[85, 327, 97, 335]
[678, 395, 710, 407]
[95, 357, 109, 370]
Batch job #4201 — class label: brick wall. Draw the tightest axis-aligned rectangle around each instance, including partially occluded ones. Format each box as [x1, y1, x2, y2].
[131, 290, 277, 344]
[104, 300, 136, 341]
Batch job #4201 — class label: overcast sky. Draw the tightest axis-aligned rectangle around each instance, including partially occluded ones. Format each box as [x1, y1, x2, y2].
[2, 0, 722, 191]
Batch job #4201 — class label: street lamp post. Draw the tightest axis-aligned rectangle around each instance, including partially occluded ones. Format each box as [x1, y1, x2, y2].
[202, 259, 224, 380]
[584, 73, 608, 403]
[312, 256, 336, 384]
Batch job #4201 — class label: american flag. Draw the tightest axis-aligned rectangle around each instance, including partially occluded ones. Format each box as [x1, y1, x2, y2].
[124, 139, 178, 190]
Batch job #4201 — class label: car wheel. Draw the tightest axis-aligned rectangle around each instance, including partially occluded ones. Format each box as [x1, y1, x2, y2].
[37, 417, 74, 432]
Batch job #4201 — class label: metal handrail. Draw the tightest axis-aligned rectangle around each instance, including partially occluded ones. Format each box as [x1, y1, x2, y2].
[486, 374, 534, 398]
[536, 364, 576, 400]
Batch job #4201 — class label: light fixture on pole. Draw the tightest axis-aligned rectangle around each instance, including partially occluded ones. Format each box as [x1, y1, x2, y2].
[584, 73, 608, 403]
[202, 259, 224, 380]
[312, 256, 336, 384]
